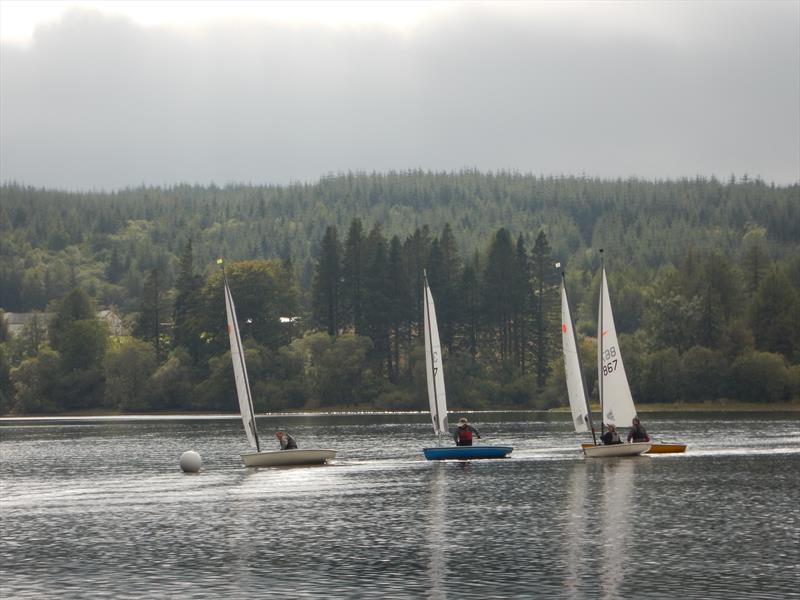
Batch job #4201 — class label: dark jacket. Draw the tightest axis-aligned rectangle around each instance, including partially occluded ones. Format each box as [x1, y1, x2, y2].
[601, 430, 622, 445]
[627, 424, 650, 443]
[279, 433, 298, 450]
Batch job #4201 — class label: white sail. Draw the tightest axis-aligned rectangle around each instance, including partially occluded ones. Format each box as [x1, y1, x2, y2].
[423, 272, 448, 437]
[597, 269, 637, 427]
[561, 281, 591, 433]
[224, 277, 260, 452]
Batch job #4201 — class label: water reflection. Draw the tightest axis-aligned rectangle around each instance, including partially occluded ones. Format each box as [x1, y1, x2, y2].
[427, 464, 447, 600]
[563, 462, 588, 597]
[1, 413, 798, 599]
[599, 459, 634, 599]
[563, 458, 637, 599]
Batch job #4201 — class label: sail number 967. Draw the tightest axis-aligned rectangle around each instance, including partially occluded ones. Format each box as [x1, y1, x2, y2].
[602, 346, 618, 376]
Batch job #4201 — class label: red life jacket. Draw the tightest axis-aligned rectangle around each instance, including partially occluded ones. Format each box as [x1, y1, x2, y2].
[458, 427, 473, 442]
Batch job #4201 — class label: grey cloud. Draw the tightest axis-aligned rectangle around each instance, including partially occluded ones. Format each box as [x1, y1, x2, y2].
[1, 2, 798, 190]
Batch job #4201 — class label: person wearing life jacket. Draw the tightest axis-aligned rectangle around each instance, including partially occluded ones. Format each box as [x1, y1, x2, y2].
[627, 418, 650, 443]
[453, 417, 482, 446]
[275, 430, 298, 450]
[601, 424, 622, 445]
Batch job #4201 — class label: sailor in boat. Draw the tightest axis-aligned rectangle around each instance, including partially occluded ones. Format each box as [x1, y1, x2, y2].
[601, 424, 622, 445]
[453, 417, 482, 446]
[627, 418, 650, 443]
[276, 430, 298, 450]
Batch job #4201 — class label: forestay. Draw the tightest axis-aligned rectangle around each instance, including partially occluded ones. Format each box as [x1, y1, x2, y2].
[423, 271, 448, 437]
[224, 276, 260, 452]
[597, 269, 637, 427]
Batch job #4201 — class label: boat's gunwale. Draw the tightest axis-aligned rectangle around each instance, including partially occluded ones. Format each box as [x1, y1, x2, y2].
[422, 445, 513, 460]
[582, 442, 651, 458]
[581, 441, 687, 454]
[241, 448, 337, 467]
[643, 443, 687, 454]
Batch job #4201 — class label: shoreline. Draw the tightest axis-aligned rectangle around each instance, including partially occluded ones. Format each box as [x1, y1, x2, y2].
[1, 401, 798, 420]
[564, 401, 800, 413]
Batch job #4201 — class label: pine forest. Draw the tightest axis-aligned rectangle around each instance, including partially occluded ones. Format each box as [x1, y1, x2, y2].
[1, 171, 799, 415]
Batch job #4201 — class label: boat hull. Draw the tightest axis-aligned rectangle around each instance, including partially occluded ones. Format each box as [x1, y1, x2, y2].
[644, 443, 687, 454]
[581, 442, 686, 454]
[423, 446, 513, 460]
[582, 442, 651, 458]
[241, 449, 336, 467]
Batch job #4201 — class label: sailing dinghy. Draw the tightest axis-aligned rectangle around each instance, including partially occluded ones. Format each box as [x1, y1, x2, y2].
[223, 265, 336, 467]
[583, 263, 686, 455]
[421, 271, 512, 461]
[559, 265, 650, 458]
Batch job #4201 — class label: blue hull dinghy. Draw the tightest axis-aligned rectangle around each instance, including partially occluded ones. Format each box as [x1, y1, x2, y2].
[423, 446, 513, 461]
[419, 270, 513, 461]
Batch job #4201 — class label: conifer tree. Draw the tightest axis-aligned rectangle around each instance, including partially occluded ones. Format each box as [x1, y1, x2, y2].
[312, 226, 342, 336]
[741, 226, 770, 297]
[431, 223, 461, 351]
[459, 251, 481, 356]
[530, 230, 558, 387]
[483, 228, 516, 365]
[402, 226, 432, 339]
[387, 236, 410, 381]
[342, 218, 365, 335]
[106, 246, 124, 284]
[136, 269, 169, 362]
[172, 240, 203, 360]
[512, 234, 530, 372]
[362, 224, 392, 376]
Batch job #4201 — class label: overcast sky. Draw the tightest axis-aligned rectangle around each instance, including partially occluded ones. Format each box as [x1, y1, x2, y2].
[1, 0, 798, 190]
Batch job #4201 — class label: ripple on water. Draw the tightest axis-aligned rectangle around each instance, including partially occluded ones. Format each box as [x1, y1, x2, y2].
[1, 413, 798, 598]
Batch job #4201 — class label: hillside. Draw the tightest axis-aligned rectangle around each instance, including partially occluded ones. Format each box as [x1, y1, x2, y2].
[1, 171, 798, 415]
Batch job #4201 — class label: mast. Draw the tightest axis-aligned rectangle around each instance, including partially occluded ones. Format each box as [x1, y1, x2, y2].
[423, 269, 442, 445]
[221, 260, 261, 453]
[560, 266, 598, 446]
[598, 249, 605, 435]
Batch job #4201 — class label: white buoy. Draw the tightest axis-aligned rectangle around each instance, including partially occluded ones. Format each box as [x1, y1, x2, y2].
[180, 450, 202, 473]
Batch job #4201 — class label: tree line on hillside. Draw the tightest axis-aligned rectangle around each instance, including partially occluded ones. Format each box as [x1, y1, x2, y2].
[1, 217, 798, 415]
[2, 172, 797, 318]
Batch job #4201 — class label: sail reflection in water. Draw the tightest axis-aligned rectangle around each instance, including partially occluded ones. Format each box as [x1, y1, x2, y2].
[563, 462, 589, 596]
[563, 459, 638, 599]
[599, 459, 634, 599]
[2, 415, 797, 598]
[427, 464, 447, 600]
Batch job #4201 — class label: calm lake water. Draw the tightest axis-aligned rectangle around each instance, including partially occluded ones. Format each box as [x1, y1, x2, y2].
[1, 412, 798, 599]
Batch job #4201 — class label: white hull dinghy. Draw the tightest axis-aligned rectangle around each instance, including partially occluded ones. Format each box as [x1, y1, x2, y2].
[241, 449, 337, 467]
[596, 259, 685, 454]
[559, 259, 650, 459]
[583, 442, 651, 458]
[222, 262, 336, 468]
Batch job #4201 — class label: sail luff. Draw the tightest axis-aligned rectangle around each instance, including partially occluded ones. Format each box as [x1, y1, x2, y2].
[423, 272, 448, 437]
[224, 276, 260, 452]
[598, 268, 638, 427]
[561, 276, 595, 436]
[598, 264, 604, 432]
